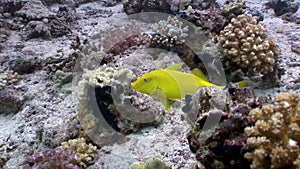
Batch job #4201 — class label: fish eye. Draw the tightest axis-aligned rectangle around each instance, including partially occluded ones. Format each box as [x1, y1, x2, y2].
[143, 78, 147, 82]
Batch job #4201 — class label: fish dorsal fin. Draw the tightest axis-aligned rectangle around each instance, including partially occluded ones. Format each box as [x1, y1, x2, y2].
[192, 69, 209, 82]
[165, 62, 185, 71]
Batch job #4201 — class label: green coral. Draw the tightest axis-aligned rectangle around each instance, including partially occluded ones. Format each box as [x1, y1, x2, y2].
[130, 157, 171, 169]
[245, 92, 300, 169]
[219, 14, 280, 75]
[60, 137, 97, 167]
[53, 70, 73, 94]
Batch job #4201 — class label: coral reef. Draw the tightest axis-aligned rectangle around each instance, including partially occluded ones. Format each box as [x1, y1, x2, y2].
[244, 8, 264, 22]
[265, 0, 299, 16]
[25, 20, 51, 39]
[122, 0, 171, 15]
[0, 16, 10, 52]
[41, 118, 80, 148]
[43, 53, 77, 73]
[0, 0, 74, 41]
[99, 14, 218, 77]
[281, 12, 300, 24]
[0, 0, 26, 15]
[15, 0, 55, 20]
[187, 84, 271, 169]
[178, 1, 226, 34]
[151, 16, 189, 47]
[219, 14, 281, 75]
[60, 137, 97, 167]
[122, 0, 225, 34]
[222, 0, 246, 21]
[53, 70, 73, 94]
[131, 157, 171, 169]
[40, 0, 66, 6]
[0, 71, 24, 115]
[26, 148, 80, 169]
[245, 92, 300, 169]
[97, 21, 145, 57]
[101, 0, 121, 7]
[0, 89, 24, 114]
[23, 16, 72, 39]
[1, 0, 74, 39]
[76, 65, 165, 146]
[10, 57, 43, 74]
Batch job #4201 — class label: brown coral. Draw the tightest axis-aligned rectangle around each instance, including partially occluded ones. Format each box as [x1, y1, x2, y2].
[219, 14, 281, 75]
[245, 92, 300, 169]
[0, 70, 20, 90]
[60, 138, 97, 167]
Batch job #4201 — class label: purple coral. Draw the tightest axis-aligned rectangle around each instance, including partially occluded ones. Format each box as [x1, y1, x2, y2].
[26, 148, 80, 169]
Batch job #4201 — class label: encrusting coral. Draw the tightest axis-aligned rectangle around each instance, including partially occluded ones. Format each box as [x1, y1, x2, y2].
[245, 92, 300, 169]
[0, 70, 20, 90]
[25, 148, 80, 169]
[60, 137, 97, 167]
[219, 14, 281, 75]
[25, 138, 97, 169]
[264, 0, 299, 16]
[178, 1, 226, 34]
[222, 0, 246, 21]
[130, 157, 171, 169]
[76, 65, 165, 146]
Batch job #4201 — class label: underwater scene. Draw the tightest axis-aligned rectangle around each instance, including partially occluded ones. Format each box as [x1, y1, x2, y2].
[0, 0, 300, 168]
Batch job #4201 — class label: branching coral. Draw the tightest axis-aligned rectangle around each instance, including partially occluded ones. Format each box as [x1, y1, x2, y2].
[219, 14, 280, 75]
[245, 92, 300, 169]
[151, 16, 188, 46]
[60, 138, 97, 167]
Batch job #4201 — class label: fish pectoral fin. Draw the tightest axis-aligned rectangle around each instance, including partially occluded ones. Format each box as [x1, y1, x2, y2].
[150, 89, 171, 109]
[192, 69, 209, 82]
[236, 80, 250, 88]
[165, 62, 185, 71]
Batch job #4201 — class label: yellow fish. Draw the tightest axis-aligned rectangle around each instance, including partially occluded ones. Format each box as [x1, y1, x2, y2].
[132, 63, 247, 109]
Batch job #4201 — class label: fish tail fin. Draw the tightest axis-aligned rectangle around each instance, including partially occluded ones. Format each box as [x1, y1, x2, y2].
[236, 80, 249, 88]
